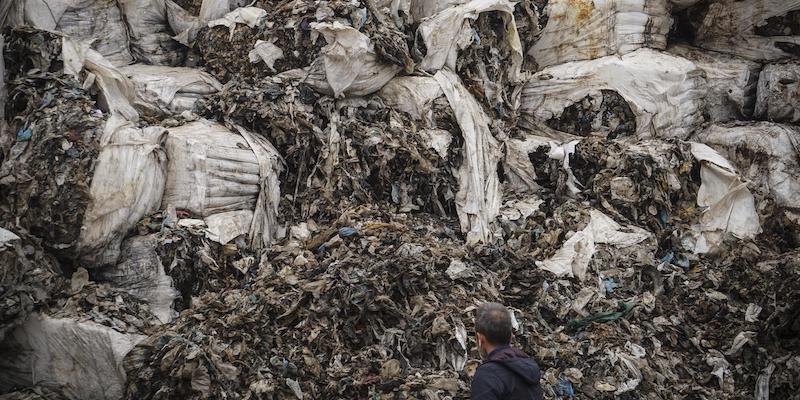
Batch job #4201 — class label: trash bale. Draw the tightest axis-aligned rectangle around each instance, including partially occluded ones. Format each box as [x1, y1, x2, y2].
[122, 207, 504, 399]
[1, 28, 172, 266]
[15, 0, 135, 66]
[161, 119, 282, 250]
[0, 269, 160, 400]
[75, 116, 168, 266]
[553, 138, 701, 236]
[669, 44, 762, 123]
[94, 234, 180, 324]
[0, 313, 148, 400]
[118, 65, 222, 118]
[755, 61, 800, 124]
[694, 122, 800, 235]
[691, 0, 800, 62]
[519, 49, 707, 140]
[529, 0, 672, 69]
[0, 228, 63, 343]
[118, 0, 187, 66]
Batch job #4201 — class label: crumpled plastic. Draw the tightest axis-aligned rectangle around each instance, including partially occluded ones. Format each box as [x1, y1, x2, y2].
[536, 210, 651, 280]
[433, 70, 502, 245]
[300, 21, 401, 98]
[689, 142, 761, 253]
[415, 0, 522, 81]
[119, 65, 222, 116]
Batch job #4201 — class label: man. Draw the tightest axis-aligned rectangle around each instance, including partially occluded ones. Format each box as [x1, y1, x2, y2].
[471, 302, 543, 400]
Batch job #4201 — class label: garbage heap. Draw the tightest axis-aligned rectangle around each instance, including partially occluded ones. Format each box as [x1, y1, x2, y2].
[1, 0, 799, 399]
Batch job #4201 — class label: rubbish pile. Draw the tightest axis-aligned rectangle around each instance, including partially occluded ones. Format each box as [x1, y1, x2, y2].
[1, 0, 799, 399]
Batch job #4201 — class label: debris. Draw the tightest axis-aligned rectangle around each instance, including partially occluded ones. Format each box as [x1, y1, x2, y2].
[3, 1, 800, 399]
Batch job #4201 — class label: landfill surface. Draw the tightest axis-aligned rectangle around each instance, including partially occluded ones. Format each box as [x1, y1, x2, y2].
[1, 0, 799, 399]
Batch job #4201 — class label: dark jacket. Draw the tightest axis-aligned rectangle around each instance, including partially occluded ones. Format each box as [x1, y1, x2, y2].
[471, 346, 543, 400]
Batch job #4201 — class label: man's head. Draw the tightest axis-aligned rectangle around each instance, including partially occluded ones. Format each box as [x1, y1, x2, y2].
[475, 302, 512, 359]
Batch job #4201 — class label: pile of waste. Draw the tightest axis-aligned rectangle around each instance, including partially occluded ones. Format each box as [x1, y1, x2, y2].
[1, 0, 799, 399]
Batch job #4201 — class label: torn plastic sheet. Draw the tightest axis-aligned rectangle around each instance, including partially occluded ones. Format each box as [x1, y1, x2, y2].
[96, 235, 179, 324]
[415, 0, 522, 81]
[530, 0, 671, 69]
[695, 123, 800, 214]
[0, 313, 146, 400]
[548, 139, 583, 196]
[248, 40, 284, 72]
[204, 209, 252, 245]
[119, 65, 222, 116]
[433, 70, 501, 245]
[536, 210, 651, 280]
[669, 45, 761, 122]
[519, 49, 706, 140]
[689, 142, 761, 253]
[299, 21, 400, 98]
[62, 38, 139, 121]
[207, 6, 266, 38]
[77, 116, 167, 267]
[695, 0, 800, 62]
[378, 76, 443, 121]
[501, 130, 578, 194]
[755, 61, 800, 124]
[755, 363, 776, 400]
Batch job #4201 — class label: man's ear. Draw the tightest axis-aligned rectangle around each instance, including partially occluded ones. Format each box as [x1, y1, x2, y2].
[476, 332, 485, 346]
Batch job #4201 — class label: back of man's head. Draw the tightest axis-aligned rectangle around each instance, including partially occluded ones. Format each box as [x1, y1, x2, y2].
[475, 302, 512, 346]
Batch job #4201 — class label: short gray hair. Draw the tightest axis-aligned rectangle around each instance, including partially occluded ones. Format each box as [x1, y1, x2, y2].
[475, 302, 512, 346]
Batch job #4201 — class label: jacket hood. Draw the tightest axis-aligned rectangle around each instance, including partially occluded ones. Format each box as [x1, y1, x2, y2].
[486, 346, 541, 386]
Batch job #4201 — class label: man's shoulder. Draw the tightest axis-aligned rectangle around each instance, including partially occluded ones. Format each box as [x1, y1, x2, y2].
[474, 360, 507, 377]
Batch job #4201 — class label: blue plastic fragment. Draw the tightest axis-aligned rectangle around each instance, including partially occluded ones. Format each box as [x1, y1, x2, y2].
[660, 252, 674, 264]
[603, 278, 618, 294]
[16, 128, 32, 141]
[555, 377, 575, 397]
[338, 227, 358, 238]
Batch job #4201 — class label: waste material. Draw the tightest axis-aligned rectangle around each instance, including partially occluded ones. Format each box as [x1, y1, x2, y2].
[669, 44, 761, 122]
[755, 61, 800, 124]
[690, 0, 800, 62]
[519, 49, 707, 140]
[2, 0, 800, 399]
[530, 0, 671, 69]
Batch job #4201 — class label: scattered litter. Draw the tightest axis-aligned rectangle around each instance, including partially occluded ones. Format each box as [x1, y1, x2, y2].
[2, 1, 800, 399]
